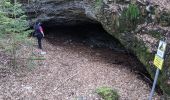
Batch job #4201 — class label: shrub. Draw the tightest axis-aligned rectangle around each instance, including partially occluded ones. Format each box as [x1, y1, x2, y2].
[115, 3, 142, 33]
[125, 3, 140, 25]
[96, 87, 119, 100]
[0, 0, 33, 67]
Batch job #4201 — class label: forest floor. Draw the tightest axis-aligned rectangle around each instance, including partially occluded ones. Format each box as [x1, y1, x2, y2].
[0, 28, 161, 100]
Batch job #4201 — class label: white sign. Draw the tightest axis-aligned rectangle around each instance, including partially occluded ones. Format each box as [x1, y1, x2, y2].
[156, 40, 167, 58]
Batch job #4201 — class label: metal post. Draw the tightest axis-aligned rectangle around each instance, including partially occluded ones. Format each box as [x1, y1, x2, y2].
[149, 68, 160, 100]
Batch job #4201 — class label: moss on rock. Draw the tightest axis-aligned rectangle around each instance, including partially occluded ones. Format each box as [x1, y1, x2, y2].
[96, 87, 119, 100]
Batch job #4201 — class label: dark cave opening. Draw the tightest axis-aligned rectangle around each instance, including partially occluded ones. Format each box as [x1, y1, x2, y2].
[42, 22, 163, 95]
[43, 23, 126, 51]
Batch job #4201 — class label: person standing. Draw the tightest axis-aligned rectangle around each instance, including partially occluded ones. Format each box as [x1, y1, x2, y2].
[33, 22, 46, 55]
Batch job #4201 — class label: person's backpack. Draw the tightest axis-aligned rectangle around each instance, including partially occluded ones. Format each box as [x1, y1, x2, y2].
[33, 24, 40, 37]
[33, 31, 38, 37]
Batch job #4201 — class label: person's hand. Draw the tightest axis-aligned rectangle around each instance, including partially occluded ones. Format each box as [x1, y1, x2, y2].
[42, 32, 45, 37]
[39, 26, 45, 37]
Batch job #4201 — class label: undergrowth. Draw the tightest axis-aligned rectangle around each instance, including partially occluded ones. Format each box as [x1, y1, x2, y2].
[0, 0, 38, 68]
[115, 3, 142, 33]
[96, 87, 119, 100]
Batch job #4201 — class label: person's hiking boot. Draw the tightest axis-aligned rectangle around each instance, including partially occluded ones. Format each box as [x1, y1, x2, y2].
[40, 51, 46, 55]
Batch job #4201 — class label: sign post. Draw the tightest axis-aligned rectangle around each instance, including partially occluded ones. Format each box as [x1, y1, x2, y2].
[149, 40, 167, 100]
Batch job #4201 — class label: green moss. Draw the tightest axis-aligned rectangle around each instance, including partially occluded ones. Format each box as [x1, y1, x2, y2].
[159, 56, 170, 95]
[132, 39, 170, 97]
[95, 0, 102, 9]
[159, 11, 170, 26]
[132, 41, 151, 66]
[96, 87, 119, 100]
[148, 30, 162, 39]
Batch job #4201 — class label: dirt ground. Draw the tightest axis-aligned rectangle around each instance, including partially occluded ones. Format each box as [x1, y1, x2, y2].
[0, 32, 161, 100]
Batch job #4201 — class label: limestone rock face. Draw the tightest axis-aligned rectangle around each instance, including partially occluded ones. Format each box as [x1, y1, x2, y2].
[23, 0, 97, 27]
[23, 0, 170, 97]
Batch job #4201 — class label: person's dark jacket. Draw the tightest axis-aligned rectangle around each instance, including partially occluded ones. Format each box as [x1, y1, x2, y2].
[33, 23, 42, 37]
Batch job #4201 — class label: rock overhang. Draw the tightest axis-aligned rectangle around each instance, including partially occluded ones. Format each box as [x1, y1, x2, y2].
[23, 0, 98, 27]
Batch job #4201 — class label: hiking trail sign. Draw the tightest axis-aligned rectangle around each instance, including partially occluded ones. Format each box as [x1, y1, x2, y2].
[149, 40, 167, 100]
[153, 41, 167, 70]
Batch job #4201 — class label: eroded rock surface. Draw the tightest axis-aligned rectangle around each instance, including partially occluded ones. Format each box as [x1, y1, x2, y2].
[23, 0, 97, 26]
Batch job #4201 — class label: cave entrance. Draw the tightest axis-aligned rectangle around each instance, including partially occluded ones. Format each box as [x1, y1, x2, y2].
[42, 22, 162, 97]
[43, 23, 125, 51]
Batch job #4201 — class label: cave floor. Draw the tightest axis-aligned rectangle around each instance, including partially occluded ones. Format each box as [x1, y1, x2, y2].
[0, 32, 161, 100]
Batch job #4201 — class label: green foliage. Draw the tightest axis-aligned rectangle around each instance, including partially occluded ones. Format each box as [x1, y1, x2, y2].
[95, 0, 102, 5]
[0, 0, 33, 67]
[96, 87, 119, 100]
[0, 0, 32, 36]
[125, 4, 140, 25]
[95, 0, 102, 12]
[114, 3, 142, 33]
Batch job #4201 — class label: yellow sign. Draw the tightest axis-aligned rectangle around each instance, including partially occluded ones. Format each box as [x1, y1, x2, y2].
[154, 55, 164, 70]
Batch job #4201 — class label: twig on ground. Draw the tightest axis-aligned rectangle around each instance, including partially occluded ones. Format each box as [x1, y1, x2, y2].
[54, 71, 80, 91]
